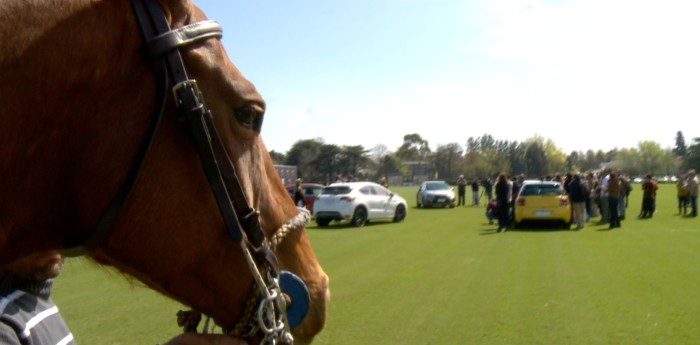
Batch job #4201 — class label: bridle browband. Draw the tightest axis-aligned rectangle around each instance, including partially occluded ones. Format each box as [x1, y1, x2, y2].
[62, 1, 308, 344]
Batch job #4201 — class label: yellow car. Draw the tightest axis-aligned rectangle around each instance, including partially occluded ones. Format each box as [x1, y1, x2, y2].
[514, 180, 572, 229]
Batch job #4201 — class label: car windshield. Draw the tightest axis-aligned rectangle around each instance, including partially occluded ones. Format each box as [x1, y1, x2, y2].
[320, 186, 352, 195]
[425, 182, 450, 191]
[521, 185, 563, 196]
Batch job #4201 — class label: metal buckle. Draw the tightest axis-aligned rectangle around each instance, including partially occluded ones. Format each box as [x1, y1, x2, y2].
[172, 79, 204, 109]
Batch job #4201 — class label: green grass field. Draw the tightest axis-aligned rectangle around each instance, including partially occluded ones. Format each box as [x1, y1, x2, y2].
[52, 184, 700, 344]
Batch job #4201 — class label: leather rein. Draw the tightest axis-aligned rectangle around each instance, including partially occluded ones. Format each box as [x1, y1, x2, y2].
[62, 1, 307, 343]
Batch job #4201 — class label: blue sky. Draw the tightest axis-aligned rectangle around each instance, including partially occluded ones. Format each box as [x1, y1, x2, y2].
[194, 0, 700, 154]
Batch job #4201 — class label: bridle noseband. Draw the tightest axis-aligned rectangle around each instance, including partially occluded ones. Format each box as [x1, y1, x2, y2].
[62, 1, 309, 344]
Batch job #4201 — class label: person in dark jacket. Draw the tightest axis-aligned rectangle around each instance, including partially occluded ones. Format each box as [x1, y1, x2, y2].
[568, 173, 587, 230]
[1, 251, 249, 345]
[639, 174, 655, 218]
[456, 175, 467, 206]
[494, 172, 512, 232]
[0, 251, 76, 345]
[293, 178, 306, 208]
[607, 171, 623, 229]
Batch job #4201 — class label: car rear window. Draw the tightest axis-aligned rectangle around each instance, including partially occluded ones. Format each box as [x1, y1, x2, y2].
[320, 186, 352, 195]
[520, 185, 563, 196]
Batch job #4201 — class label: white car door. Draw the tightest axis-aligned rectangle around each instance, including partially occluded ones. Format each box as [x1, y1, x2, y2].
[372, 185, 395, 218]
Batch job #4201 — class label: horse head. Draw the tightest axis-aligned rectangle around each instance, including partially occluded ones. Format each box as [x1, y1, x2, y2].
[0, 0, 328, 343]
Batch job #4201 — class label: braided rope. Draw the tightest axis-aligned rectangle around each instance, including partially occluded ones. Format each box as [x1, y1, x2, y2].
[270, 207, 310, 250]
[175, 208, 309, 339]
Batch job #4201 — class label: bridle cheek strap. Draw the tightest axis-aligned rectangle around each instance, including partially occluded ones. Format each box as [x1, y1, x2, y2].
[131, 0, 295, 343]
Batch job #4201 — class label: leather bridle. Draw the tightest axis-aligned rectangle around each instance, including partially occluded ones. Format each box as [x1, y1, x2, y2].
[62, 1, 308, 343]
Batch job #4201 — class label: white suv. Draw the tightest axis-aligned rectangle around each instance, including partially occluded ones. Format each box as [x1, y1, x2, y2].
[312, 182, 408, 227]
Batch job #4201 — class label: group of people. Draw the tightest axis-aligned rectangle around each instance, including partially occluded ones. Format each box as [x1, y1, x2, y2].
[477, 167, 700, 232]
[456, 175, 493, 207]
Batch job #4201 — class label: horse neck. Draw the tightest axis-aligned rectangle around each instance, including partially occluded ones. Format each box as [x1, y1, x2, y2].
[0, 0, 156, 263]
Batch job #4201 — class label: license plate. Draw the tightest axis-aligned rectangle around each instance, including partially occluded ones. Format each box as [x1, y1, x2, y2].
[437, 197, 445, 202]
[535, 210, 551, 216]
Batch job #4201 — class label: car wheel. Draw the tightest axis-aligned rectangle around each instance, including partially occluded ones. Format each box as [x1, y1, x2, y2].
[416, 198, 422, 208]
[316, 218, 331, 227]
[514, 221, 522, 229]
[393, 204, 407, 222]
[351, 207, 368, 227]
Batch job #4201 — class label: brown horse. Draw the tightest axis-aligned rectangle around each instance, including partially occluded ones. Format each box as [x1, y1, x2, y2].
[0, 0, 328, 344]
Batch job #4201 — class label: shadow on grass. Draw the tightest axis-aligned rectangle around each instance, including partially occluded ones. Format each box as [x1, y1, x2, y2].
[307, 219, 399, 231]
[411, 205, 457, 210]
[480, 221, 576, 234]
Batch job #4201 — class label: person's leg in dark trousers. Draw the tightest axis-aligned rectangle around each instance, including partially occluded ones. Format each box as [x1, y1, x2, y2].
[497, 202, 508, 231]
[608, 197, 620, 228]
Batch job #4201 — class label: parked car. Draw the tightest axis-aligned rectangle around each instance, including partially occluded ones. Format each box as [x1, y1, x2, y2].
[514, 180, 571, 229]
[416, 180, 456, 208]
[286, 183, 325, 214]
[312, 182, 408, 227]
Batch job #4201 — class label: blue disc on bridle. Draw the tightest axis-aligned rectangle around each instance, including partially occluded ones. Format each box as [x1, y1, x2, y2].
[279, 271, 310, 329]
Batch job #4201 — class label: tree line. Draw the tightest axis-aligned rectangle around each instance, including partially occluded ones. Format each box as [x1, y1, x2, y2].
[269, 131, 700, 184]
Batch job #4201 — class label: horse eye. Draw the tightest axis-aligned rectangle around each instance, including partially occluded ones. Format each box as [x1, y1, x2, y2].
[234, 104, 264, 132]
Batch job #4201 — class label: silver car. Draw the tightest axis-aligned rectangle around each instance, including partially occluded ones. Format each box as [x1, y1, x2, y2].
[416, 181, 456, 208]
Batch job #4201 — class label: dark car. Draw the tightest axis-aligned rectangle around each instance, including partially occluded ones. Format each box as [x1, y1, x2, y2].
[286, 183, 325, 214]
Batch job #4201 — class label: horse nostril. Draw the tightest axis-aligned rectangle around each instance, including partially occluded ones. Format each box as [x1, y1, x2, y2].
[233, 104, 264, 132]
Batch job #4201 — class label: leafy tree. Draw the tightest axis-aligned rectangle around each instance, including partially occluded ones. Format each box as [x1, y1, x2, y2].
[311, 144, 341, 183]
[523, 140, 547, 177]
[369, 144, 390, 163]
[684, 138, 700, 173]
[433, 143, 463, 181]
[673, 131, 687, 157]
[395, 133, 430, 161]
[285, 139, 323, 179]
[540, 137, 567, 174]
[613, 148, 641, 177]
[377, 154, 402, 180]
[268, 150, 286, 165]
[336, 145, 370, 179]
[636, 141, 665, 176]
[462, 151, 488, 179]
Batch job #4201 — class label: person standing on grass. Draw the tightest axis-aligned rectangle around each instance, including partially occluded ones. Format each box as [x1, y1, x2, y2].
[597, 168, 611, 225]
[619, 173, 632, 220]
[456, 175, 467, 206]
[607, 171, 623, 229]
[471, 178, 481, 206]
[568, 173, 587, 230]
[685, 170, 699, 217]
[510, 175, 524, 224]
[482, 178, 494, 202]
[293, 178, 306, 208]
[677, 176, 689, 215]
[494, 172, 511, 232]
[639, 174, 655, 218]
[584, 172, 597, 222]
[651, 177, 660, 216]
